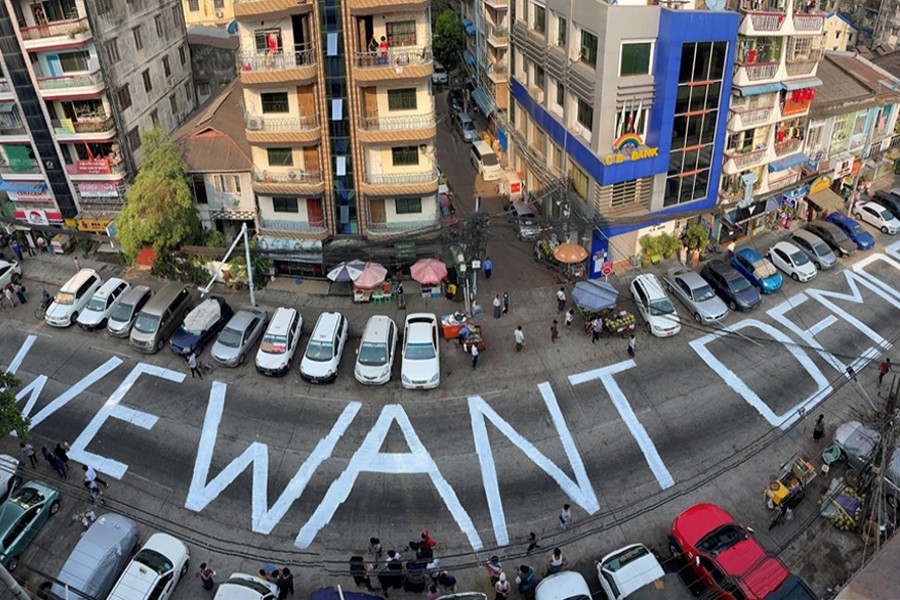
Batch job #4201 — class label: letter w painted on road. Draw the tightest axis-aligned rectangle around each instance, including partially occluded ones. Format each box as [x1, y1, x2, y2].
[469, 382, 600, 546]
[186, 381, 361, 535]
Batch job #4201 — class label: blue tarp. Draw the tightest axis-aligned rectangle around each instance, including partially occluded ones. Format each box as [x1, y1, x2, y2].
[572, 280, 619, 312]
[465, 51, 476, 66]
[733, 83, 782, 96]
[782, 77, 822, 90]
[462, 18, 473, 27]
[471, 87, 495, 116]
[768, 153, 809, 172]
[0, 181, 46, 193]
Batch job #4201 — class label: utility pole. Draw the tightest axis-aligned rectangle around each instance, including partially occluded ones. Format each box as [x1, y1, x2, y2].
[846, 113, 880, 215]
[0, 563, 31, 599]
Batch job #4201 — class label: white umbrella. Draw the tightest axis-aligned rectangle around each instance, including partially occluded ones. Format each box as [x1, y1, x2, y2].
[327, 260, 366, 282]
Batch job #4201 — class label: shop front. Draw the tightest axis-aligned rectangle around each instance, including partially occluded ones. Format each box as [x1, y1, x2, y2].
[257, 236, 324, 278]
[806, 175, 845, 217]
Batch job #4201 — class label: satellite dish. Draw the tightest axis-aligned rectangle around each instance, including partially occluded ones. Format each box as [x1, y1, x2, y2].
[705, 0, 726, 9]
[227, 20, 238, 35]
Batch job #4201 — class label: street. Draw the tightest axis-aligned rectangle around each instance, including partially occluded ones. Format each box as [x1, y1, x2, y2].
[0, 232, 898, 598]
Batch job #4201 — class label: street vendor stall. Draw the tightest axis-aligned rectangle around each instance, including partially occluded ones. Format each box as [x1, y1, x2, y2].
[353, 262, 390, 302]
[765, 454, 817, 510]
[572, 280, 619, 330]
[441, 311, 468, 340]
[603, 310, 636, 337]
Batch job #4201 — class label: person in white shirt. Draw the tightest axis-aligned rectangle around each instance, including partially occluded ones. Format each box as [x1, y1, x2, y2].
[556, 287, 566, 311]
[514, 326, 525, 352]
[471, 343, 479, 369]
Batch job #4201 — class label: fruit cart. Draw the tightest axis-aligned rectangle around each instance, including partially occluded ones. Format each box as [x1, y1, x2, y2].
[572, 280, 620, 333]
[603, 310, 636, 337]
[764, 454, 817, 510]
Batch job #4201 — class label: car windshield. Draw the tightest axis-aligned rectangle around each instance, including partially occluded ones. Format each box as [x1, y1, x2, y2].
[86, 296, 107, 312]
[133, 313, 160, 333]
[261, 333, 287, 354]
[134, 548, 173, 574]
[218, 326, 244, 348]
[830, 228, 849, 242]
[602, 545, 650, 572]
[851, 225, 868, 237]
[10, 487, 44, 509]
[729, 275, 752, 293]
[692, 284, 716, 302]
[648, 297, 675, 315]
[305, 340, 334, 361]
[0, 265, 8, 277]
[812, 242, 831, 257]
[463, 122, 475, 132]
[54, 292, 75, 306]
[359, 341, 388, 366]
[790, 251, 809, 266]
[110, 303, 133, 322]
[696, 524, 748, 556]
[406, 341, 435, 360]
[482, 153, 499, 166]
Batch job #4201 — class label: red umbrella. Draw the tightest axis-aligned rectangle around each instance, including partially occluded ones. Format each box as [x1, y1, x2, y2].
[354, 262, 388, 288]
[410, 258, 448, 284]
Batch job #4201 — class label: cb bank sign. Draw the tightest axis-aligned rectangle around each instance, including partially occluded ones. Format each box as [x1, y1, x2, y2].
[601, 133, 659, 166]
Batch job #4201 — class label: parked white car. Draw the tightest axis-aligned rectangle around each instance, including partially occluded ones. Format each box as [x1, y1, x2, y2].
[107, 532, 190, 600]
[854, 200, 900, 234]
[596, 543, 692, 600]
[766, 241, 817, 282]
[0, 259, 22, 290]
[354, 315, 398, 385]
[0, 455, 20, 496]
[76, 278, 131, 331]
[214, 573, 277, 600]
[401, 313, 441, 389]
[629, 274, 681, 337]
[255, 307, 302, 376]
[535, 571, 591, 600]
[300, 312, 349, 384]
[45, 269, 102, 328]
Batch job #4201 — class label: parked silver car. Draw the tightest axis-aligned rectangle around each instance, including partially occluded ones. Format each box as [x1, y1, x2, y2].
[790, 229, 837, 270]
[662, 267, 728, 324]
[211, 308, 269, 368]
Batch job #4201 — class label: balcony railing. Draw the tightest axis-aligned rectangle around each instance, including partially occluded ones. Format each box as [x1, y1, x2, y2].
[739, 62, 779, 81]
[793, 13, 825, 31]
[259, 218, 327, 234]
[0, 160, 40, 174]
[487, 26, 508, 44]
[748, 13, 785, 31]
[36, 70, 103, 91]
[785, 61, 816, 76]
[0, 124, 27, 136]
[252, 168, 323, 184]
[0, 80, 10, 93]
[239, 45, 316, 72]
[731, 105, 773, 127]
[369, 218, 439, 231]
[51, 117, 114, 134]
[768, 169, 801, 190]
[245, 115, 319, 132]
[739, 0, 785, 11]
[360, 113, 435, 131]
[890, 133, 900, 149]
[19, 16, 89, 41]
[65, 156, 125, 176]
[366, 169, 437, 185]
[353, 47, 432, 69]
[727, 147, 768, 169]
[774, 138, 802, 156]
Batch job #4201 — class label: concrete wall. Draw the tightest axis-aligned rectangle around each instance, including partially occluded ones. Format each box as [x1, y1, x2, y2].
[190, 42, 236, 105]
[182, 0, 235, 28]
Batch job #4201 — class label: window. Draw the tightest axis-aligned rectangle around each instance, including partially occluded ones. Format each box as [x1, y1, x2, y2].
[59, 50, 89, 73]
[116, 84, 132, 110]
[272, 197, 299, 213]
[267, 148, 293, 166]
[127, 127, 141, 151]
[261, 92, 289, 113]
[150, 109, 159, 126]
[532, 3, 546, 34]
[198, 82, 210, 96]
[184, 82, 193, 104]
[133, 26, 143, 50]
[535, 65, 545, 89]
[95, 0, 111, 14]
[395, 198, 422, 213]
[172, 4, 182, 25]
[620, 42, 652, 76]
[105, 39, 120, 64]
[556, 16, 567, 47]
[255, 29, 282, 53]
[214, 0, 224, 7]
[576, 97, 593, 131]
[142, 70, 152, 92]
[556, 80, 564, 107]
[580, 30, 598, 67]
[232, 176, 242, 193]
[385, 21, 417, 46]
[155, 14, 163, 38]
[163, 56, 171, 78]
[569, 162, 588, 199]
[388, 88, 417, 111]
[169, 93, 178, 115]
[391, 146, 419, 166]
[192, 175, 208, 203]
[179, 45, 186, 65]
[188, 0, 199, 11]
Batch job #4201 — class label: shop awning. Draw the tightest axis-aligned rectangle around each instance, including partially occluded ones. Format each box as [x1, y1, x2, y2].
[781, 77, 823, 91]
[768, 153, 809, 172]
[462, 19, 476, 36]
[725, 197, 780, 225]
[733, 83, 782, 96]
[808, 188, 844, 212]
[465, 51, 476, 66]
[0, 181, 46, 193]
[471, 86, 495, 116]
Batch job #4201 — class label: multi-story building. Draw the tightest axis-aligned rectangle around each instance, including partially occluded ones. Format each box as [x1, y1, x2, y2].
[458, 0, 510, 120]
[824, 13, 858, 51]
[183, 0, 235, 29]
[233, 0, 439, 262]
[716, 0, 826, 241]
[0, 0, 195, 232]
[506, 0, 738, 274]
[187, 25, 238, 104]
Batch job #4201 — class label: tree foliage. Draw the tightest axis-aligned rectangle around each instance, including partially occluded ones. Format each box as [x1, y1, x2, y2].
[433, 10, 464, 71]
[0, 372, 30, 442]
[116, 125, 202, 262]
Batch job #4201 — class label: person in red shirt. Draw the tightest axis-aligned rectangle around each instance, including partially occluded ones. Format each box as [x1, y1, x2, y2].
[879, 358, 892, 386]
[421, 530, 437, 549]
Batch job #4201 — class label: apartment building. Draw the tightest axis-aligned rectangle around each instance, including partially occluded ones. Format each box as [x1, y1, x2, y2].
[0, 0, 195, 232]
[459, 0, 510, 118]
[716, 0, 826, 241]
[183, 0, 235, 28]
[233, 0, 439, 260]
[506, 0, 738, 275]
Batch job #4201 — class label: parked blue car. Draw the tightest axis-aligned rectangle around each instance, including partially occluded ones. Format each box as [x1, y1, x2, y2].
[731, 248, 783, 294]
[827, 213, 876, 250]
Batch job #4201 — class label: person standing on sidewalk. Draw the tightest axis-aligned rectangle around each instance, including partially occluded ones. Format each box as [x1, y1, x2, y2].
[50, 454, 67, 479]
[556, 287, 566, 311]
[12, 282, 26, 305]
[397, 282, 405, 307]
[54, 442, 70, 466]
[199, 562, 216, 591]
[591, 317, 602, 344]
[559, 503, 572, 529]
[503, 292, 509, 315]
[73, 256, 81, 271]
[83, 464, 109, 488]
[41, 446, 54, 467]
[483, 257, 493, 279]
[550, 320, 559, 343]
[20, 443, 37, 468]
[514, 326, 525, 352]
[879, 358, 892, 386]
[471, 343, 479, 369]
[627, 333, 636, 358]
[188, 350, 202, 379]
[564, 309, 575, 330]
[813, 414, 825, 442]
[493, 295, 502, 318]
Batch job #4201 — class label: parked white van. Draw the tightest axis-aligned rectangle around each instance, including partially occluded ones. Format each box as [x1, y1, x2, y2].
[45, 269, 102, 328]
[470, 140, 501, 181]
[255, 307, 302, 376]
[77, 278, 130, 331]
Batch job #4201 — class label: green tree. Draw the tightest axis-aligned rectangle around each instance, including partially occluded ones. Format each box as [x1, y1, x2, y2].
[0, 372, 30, 441]
[116, 125, 202, 262]
[433, 10, 463, 71]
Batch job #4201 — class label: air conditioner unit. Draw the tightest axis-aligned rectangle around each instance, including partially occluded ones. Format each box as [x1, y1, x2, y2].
[288, 170, 299, 180]
[215, 10, 224, 18]
[246, 117, 263, 131]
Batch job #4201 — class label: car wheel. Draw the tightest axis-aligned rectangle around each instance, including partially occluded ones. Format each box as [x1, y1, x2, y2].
[815, 261, 821, 269]
[646, 322, 652, 334]
[729, 300, 738, 311]
[180, 560, 190, 577]
[7, 556, 18, 571]
[239, 353, 245, 366]
[791, 273, 799, 282]
[854, 212, 862, 219]
[69, 312, 77, 326]
[49, 500, 60, 516]
[156, 339, 165, 351]
[693, 312, 702, 323]
[883, 226, 890, 234]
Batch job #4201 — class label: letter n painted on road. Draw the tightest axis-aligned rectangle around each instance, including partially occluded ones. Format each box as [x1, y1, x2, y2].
[569, 362, 675, 491]
[295, 404, 482, 550]
[468, 383, 600, 546]
[186, 382, 362, 536]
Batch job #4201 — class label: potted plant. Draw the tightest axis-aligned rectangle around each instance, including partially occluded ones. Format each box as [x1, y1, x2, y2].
[658, 233, 680, 260]
[639, 235, 662, 266]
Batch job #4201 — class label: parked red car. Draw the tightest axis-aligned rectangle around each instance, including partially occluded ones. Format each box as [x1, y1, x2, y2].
[669, 503, 816, 599]
[439, 193, 458, 227]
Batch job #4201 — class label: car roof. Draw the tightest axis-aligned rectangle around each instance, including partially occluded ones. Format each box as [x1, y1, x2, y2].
[829, 213, 855, 226]
[228, 309, 265, 330]
[633, 274, 666, 298]
[109, 533, 187, 598]
[312, 312, 342, 340]
[669, 268, 707, 288]
[772, 240, 801, 253]
[268, 307, 298, 334]
[860, 200, 891, 213]
[407, 322, 435, 343]
[672, 503, 735, 546]
[791, 229, 822, 243]
[736, 248, 763, 261]
[535, 571, 591, 600]
[406, 313, 437, 325]
[61, 268, 99, 292]
[808, 220, 839, 233]
[219, 573, 278, 597]
[119, 285, 151, 303]
[363, 315, 394, 344]
[93, 277, 127, 297]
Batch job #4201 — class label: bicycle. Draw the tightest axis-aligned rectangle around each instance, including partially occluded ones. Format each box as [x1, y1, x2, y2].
[198, 361, 214, 376]
[34, 290, 51, 320]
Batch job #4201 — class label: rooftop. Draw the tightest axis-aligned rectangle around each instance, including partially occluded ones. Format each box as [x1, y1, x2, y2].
[187, 25, 239, 50]
[810, 52, 900, 118]
[172, 79, 251, 173]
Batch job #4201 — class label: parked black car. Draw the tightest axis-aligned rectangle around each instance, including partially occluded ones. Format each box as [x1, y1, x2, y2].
[804, 220, 857, 257]
[447, 88, 464, 114]
[700, 259, 762, 312]
[871, 190, 900, 220]
[169, 295, 234, 356]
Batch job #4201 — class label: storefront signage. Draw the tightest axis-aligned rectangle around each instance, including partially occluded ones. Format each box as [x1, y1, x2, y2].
[602, 133, 659, 166]
[78, 182, 120, 198]
[73, 159, 113, 175]
[832, 158, 853, 179]
[9, 191, 53, 203]
[809, 175, 832, 195]
[76, 218, 112, 233]
[394, 242, 416, 259]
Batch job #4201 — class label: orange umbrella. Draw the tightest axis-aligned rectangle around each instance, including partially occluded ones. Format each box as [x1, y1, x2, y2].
[410, 258, 448, 284]
[552, 243, 589, 264]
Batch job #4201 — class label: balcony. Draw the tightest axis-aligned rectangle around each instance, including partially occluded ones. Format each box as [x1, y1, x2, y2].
[785, 47, 822, 76]
[251, 167, 325, 195]
[792, 13, 825, 33]
[360, 168, 438, 196]
[245, 114, 320, 143]
[0, 123, 28, 137]
[19, 17, 92, 51]
[737, 62, 779, 82]
[352, 47, 432, 83]
[487, 26, 508, 47]
[36, 70, 104, 99]
[0, 160, 41, 175]
[726, 147, 768, 171]
[767, 168, 801, 190]
[488, 62, 508, 83]
[259, 218, 329, 241]
[0, 79, 12, 101]
[233, 0, 313, 18]
[358, 113, 436, 143]
[366, 170, 436, 185]
[484, 0, 508, 9]
[239, 45, 317, 85]
[65, 156, 126, 179]
[774, 138, 802, 156]
[368, 217, 440, 235]
[729, 105, 774, 130]
[345, 0, 429, 13]
[51, 116, 116, 141]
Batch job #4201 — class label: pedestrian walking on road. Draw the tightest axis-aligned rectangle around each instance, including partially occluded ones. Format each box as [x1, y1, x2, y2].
[813, 414, 825, 442]
[397, 282, 405, 307]
[556, 287, 566, 311]
[493, 295, 502, 318]
[85, 479, 106, 505]
[485, 556, 503, 586]
[12, 282, 26, 305]
[83, 464, 109, 488]
[421, 530, 437, 550]
[559, 503, 571, 529]
[516, 565, 535, 598]
[2, 286, 16, 308]
[437, 571, 457, 593]
[54, 442, 70, 465]
[50, 454, 67, 479]
[591, 317, 602, 344]
[199, 562, 216, 591]
[514, 326, 525, 352]
[550, 320, 559, 343]
[11, 241, 22, 262]
[188, 350, 202, 379]
[525, 532, 540, 554]
[545, 548, 569, 576]
[471, 343, 479, 369]
[20, 443, 37, 468]
[73, 256, 81, 272]
[494, 572, 510, 600]
[627, 333, 636, 358]
[483, 257, 493, 279]
[564, 309, 575, 329]
[41, 446, 54, 466]
[879, 358, 892, 386]
[503, 292, 509, 314]
[277, 568, 294, 599]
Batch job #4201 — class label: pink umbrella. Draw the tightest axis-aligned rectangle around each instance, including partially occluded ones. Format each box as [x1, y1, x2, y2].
[410, 258, 448, 284]
[354, 262, 388, 289]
